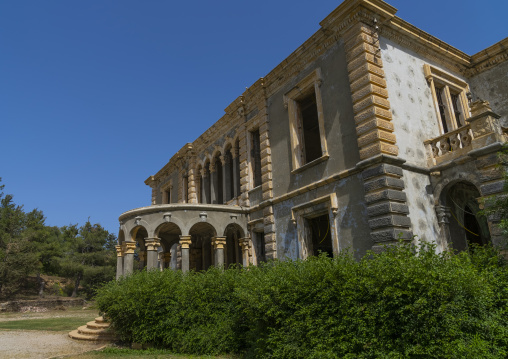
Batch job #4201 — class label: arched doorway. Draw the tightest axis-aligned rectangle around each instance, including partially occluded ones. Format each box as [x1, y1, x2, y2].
[441, 181, 490, 251]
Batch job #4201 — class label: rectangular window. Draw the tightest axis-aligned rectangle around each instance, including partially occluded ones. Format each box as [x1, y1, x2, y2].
[284, 68, 328, 171]
[297, 91, 322, 163]
[165, 189, 171, 204]
[424, 64, 469, 134]
[250, 129, 262, 188]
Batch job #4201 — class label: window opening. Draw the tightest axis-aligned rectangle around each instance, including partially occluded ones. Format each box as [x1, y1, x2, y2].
[308, 214, 333, 257]
[298, 91, 322, 164]
[165, 189, 171, 204]
[255, 232, 266, 263]
[251, 129, 262, 187]
[435, 87, 449, 133]
[451, 92, 463, 127]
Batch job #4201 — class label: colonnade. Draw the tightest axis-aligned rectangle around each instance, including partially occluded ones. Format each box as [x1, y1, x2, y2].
[115, 235, 251, 279]
[198, 149, 240, 205]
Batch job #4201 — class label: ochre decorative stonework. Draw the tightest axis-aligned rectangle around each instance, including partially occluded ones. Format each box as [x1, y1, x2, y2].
[343, 22, 398, 161]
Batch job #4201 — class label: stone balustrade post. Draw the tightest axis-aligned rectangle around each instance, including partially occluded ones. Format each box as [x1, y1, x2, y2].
[179, 235, 192, 273]
[467, 100, 505, 150]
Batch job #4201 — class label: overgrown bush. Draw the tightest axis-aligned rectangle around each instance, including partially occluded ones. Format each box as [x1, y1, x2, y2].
[96, 243, 508, 358]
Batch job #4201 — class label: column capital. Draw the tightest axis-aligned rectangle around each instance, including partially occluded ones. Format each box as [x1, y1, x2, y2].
[115, 245, 124, 257]
[220, 155, 226, 166]
[179, 235, 192, 249]
[435, 205, 451, 224]
[145, 237, 161, 251]
[122, 242, 136, 254]
[212, 236, 227, 249]
[239, 237, 251, 249]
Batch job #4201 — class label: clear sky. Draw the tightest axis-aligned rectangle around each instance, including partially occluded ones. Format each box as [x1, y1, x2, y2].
[1, 0, 507, 236]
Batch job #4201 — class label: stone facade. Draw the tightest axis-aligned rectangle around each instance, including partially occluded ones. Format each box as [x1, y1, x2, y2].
[116, 0, 508, 276]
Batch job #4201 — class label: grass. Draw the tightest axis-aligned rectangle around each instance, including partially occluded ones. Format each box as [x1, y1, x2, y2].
[60, 347, 237, 358]
[0, 315, 96, 331]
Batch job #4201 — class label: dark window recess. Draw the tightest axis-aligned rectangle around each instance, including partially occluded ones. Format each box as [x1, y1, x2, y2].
[256, 232, 266, 263]
[184, 176, 188, 203]
[251, 129, 262, 187]
[166, 189, 171, 204]
[309, 214, 333, 257]
[435, 87, 449, 133]
[451, 93, 462, 126]
[298, 92, 322, 163]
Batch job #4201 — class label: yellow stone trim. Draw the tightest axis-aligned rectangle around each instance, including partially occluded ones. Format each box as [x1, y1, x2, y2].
[122, 242, 136, 255]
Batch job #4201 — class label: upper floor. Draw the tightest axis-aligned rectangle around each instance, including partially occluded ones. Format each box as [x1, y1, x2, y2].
[143, 0, 508, 213]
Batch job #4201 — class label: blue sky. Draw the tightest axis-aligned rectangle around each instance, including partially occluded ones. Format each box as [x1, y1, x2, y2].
[1, 0, 506, 236]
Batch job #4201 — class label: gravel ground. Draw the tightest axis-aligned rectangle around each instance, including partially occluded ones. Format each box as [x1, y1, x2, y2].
[0, 330, 104, 359]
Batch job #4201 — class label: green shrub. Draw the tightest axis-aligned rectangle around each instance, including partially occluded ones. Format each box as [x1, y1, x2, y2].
[96, 244, 508, 358]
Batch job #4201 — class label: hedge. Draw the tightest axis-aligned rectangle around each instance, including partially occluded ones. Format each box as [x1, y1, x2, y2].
[95, 243, 508, 358]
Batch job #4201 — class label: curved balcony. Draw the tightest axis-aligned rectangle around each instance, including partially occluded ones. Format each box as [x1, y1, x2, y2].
[115, 204, 249, 277]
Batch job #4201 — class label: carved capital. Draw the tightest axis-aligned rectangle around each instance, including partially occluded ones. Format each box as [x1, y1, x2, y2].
[179, 235, 192, 249]
[212, 236, 227, 250]
[435, 205, 451, 224]
[145, 237, 161, 251]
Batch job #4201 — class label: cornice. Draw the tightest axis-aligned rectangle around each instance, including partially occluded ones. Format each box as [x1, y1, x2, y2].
[466, 37, 508, 77]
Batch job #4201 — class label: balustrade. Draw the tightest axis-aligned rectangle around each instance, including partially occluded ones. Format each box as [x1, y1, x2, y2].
[425, 124, 473, 160]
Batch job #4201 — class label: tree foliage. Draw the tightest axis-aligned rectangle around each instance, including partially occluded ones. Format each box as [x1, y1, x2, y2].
[0, 178, 116, 299]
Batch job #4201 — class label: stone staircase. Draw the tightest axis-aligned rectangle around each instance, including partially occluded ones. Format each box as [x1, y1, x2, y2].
[68, 316, 118, 342]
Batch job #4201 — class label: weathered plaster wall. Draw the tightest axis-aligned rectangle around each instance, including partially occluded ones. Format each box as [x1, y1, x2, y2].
[268, 40, 359, 198]
[273, 174, 371, 261]
[402, 170, 440, 246]
[469, 60, 508, 126]
[379, 36, 469, 168]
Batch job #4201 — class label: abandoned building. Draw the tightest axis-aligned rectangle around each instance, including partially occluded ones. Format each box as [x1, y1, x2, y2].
[115, 0, 508, 277]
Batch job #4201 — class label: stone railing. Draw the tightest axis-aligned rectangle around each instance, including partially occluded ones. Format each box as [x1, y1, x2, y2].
[425, 100, 506, 166]
[425, 125, 473, 160]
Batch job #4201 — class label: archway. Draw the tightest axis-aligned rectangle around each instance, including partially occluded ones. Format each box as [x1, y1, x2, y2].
[189, 222, 217, 271]
[131, 226, 148, 270]
[441, 181, 490, 251]
[224, 223, 244, 267]
[156, 222, 182, 270]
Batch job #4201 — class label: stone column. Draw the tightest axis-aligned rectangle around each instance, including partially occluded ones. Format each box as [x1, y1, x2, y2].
[165, 252, 172, 270]
[115, 245, 124, 279]
[240, 237, 250, 267]
[179, 235, 192, 273]
[221, 155, 227, 203]
[122, 242, 136, 276]
[212, 236, 227, 268]
[145, 237, 160, 270]
[232, 151, 239, 198]
[210, 162, 217, 204]
[435, 205, 452, 252]
[158, 251, 165, 272]
[201, 169, 207, 204]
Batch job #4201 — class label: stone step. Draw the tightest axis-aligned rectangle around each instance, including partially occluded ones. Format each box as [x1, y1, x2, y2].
[68, 329, 117, 342]
[86, 320, 110, 329]
[77, 325, 116, 337]
[95, 316, 106, 323]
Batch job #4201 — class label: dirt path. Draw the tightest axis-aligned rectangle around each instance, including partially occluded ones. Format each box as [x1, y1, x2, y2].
[0, 330, 104, 359]
[0, 306, 107, 358]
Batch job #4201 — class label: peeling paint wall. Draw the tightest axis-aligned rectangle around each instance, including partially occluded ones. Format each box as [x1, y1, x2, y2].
[402, 170, 440, 246]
